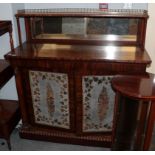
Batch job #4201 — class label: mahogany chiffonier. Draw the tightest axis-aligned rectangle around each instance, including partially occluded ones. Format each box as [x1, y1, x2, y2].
[5, 9, 151, 148]
[0, 20, 20, 150]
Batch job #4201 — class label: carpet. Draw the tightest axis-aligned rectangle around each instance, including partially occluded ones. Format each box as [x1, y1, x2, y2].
[0, 127, 155, 151]
[0, 128, 109, 151]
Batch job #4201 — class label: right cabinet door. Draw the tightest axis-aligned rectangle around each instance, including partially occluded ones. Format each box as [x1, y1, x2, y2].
[75, 62, 115, 137]
[81, 75, 115, 133]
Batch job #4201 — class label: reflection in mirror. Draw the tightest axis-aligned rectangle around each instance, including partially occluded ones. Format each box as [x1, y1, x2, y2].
[31, 17, 138, 42]
[87, 18, 138, 35]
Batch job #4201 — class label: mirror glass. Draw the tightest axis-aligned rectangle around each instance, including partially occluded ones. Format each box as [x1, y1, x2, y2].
[31, 17, 138, 42]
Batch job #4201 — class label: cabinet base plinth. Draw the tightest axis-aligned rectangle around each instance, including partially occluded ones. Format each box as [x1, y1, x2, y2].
[19, 126, 111, 148]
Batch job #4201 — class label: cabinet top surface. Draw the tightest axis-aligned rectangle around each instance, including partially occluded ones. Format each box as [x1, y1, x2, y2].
[0, 21, 11, 26]
[112, 73, 155, 100]
[0, 20, 11, 36]
[16, 9, 148, 18]
[0, 21, 11, 28]
[5, 42, 151, 64]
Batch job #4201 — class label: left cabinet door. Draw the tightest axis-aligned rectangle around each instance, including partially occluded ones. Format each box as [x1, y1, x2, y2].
[20, 62, 75, 132]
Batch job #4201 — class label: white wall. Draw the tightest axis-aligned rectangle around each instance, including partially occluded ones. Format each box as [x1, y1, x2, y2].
[109, 3, 147, 9]
[11, 3, 26, 47]
[0, 4, 26, 56]
[25, 3, 148, 9]
[146, 3, 155, 74]
[25, 3, 99, 9]
[0, 3, 25, 100]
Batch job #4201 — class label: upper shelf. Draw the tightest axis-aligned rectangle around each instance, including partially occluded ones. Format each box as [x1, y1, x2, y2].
[15, 9, 149, 49]
[15, 9, 148, 18]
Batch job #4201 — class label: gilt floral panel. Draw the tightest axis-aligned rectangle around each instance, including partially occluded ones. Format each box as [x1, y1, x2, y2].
[82, 76, 115, 132]
[29, 70, 70, 129]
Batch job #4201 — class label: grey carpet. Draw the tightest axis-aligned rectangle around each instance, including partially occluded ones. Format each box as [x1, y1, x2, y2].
[0, 128, 109, 151]
[0, 127, 155, 151]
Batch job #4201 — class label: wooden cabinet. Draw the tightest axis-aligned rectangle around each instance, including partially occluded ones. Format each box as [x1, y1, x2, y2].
[0, 21, 20, 150]
[0, 20, 14, 89]
[5, 9, 151, 148]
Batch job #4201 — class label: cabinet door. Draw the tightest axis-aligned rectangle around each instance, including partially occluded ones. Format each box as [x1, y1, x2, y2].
[21, 63, 75, 132]
[75, 62, 115, 135]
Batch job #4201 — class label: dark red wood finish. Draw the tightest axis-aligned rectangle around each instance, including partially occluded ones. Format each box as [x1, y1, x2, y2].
[0, 21, 20, 150]
[111, 74, 155, 150]
[5, 43, 151, 147]
[0, 20, 20, 150]
[15, 9, 148, 47]
[5, 9, 151, 148]
[0, 60, 13, 89]
[16, 17, 22, 46]
[0, 100, 20, 150]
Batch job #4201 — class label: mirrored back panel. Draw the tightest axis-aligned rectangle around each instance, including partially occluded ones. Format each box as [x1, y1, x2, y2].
[31, 17, 138, 43]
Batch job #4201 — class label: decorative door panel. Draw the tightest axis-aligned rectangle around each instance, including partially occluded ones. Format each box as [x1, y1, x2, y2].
[82, 75, 115, 133]
[29, 70, 70, 129]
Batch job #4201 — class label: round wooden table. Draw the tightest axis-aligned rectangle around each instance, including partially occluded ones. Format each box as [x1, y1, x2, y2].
[111, 73, 155, 150]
